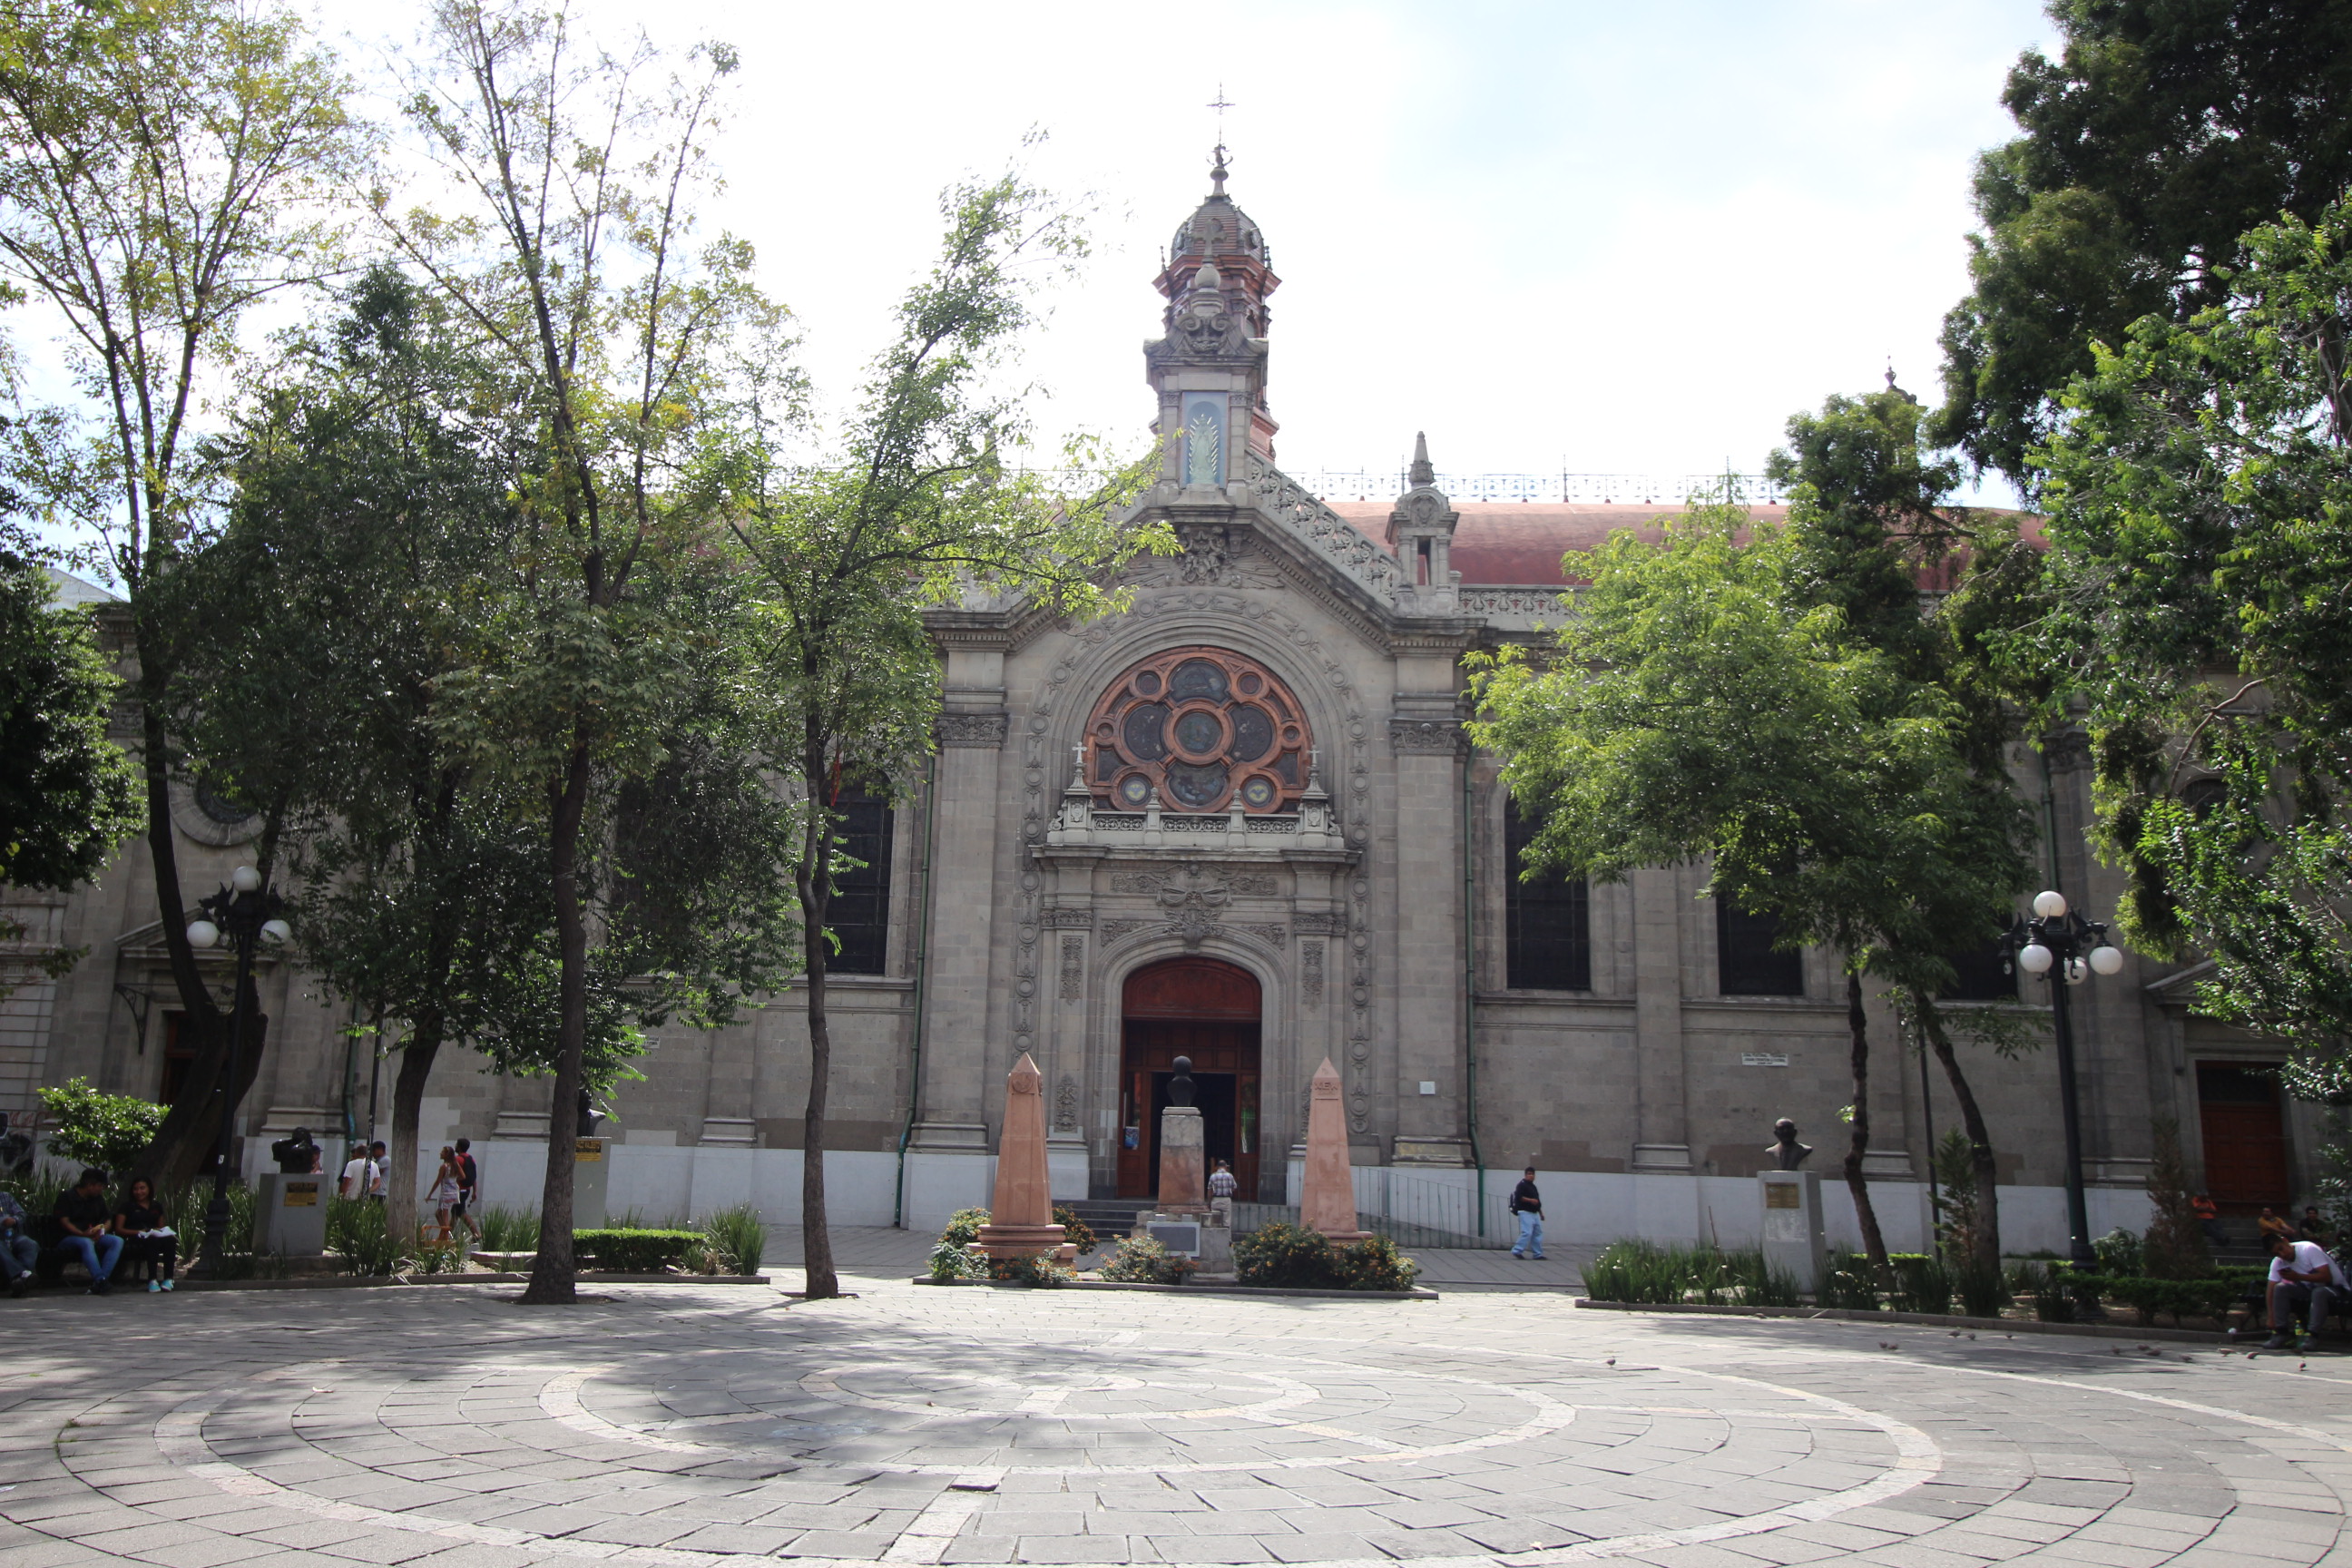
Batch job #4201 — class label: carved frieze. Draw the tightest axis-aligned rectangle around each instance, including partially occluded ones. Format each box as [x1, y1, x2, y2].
[936, 710, 1010, 748]
[1303, 941, 1324, 1008]
[1389, 718, 1465, 756]
[1294, 910, 1348, 935]
[1040, 908, 1094, 929]
[1058, 936, 1083, 1002]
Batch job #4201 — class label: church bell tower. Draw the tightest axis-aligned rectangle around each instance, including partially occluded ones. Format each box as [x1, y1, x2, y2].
[1145, 146, 1280, 490]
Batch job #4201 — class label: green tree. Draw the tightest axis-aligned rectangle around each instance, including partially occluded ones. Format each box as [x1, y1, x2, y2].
[0, 552, 140, 892]
[0, 0, 362, 1180]
[729, 172, 1165, 1298]
[1933, 1, 2352, 484]
[2027, 193, 2352, 1073]
[379, 2, 786, 1303]
[1469, 508, 2033, 1268]
[192, 263, 798, 1253]
[36, 1077, 166, 1172]
[1767, 387, 2041, 1271]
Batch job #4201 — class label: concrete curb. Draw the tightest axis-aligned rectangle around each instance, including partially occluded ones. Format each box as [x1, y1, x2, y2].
[913, 1276, 1436, 1300]
[1572, 1297, 2260, 1346]
[125, 1271, 768, 1292]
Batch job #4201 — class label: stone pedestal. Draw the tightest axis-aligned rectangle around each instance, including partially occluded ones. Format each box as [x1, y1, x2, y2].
[975, 1053, 1071, 1261]
[1301, 1057, 1369, 1242]
[1155, 1105, 1207, 1215]
[572, 1137, 610, 1230]
[1759, 1171, 1826, 1294]
[1195, 1196, 1235, 1278]
[255, 1171, 327, 1258]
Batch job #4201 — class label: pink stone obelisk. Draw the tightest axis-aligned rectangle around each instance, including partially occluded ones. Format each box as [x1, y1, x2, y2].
[1301, 1057, 1369, 1241]
[973, 1054, 1068, 1260]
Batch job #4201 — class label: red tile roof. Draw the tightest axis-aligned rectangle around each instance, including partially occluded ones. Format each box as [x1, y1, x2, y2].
[1320, 502, 2040, 588]
[1324, 503, 1791, 586]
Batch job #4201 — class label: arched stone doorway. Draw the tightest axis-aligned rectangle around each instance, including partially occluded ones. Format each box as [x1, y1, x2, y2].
[1116, 956, 1263, 1200]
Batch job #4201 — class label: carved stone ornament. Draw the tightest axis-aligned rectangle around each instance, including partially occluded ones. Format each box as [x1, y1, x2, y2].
[936, 710, 1010, 749]
[1389, 718, 1465, 756]
[1303, 941, 1325, 1008]
[1100, 919, 1153, 943]
[1233, 923, 1287, 948]
[1040, 908, 1094, 929]
[1156, 864, 1233, 949]
[1058, 936, 1083, 1003]
[1054, 1074, 1079, 1132]
[1295, 910, 1348, 935]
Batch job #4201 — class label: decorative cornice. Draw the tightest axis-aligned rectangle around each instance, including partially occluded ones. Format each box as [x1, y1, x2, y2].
[1388, 718, 1466, 756]
[936, 710, 1010, 748]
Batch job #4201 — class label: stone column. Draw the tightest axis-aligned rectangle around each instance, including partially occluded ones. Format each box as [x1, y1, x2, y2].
[908, 701, 1008, 1158]
[1388, 715, 1468, 1165]
[1631, 867, 1692, 1173]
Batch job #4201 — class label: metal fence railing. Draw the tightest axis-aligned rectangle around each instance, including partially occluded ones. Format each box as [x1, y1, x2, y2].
[1233, 1167, 1516, 1250]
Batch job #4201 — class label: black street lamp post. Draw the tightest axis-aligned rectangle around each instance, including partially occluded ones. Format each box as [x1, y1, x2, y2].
[184, 865, 289, 1274]
[2003, 889, 2125, 1269]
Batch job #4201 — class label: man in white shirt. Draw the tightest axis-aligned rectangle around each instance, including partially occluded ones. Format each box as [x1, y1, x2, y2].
[339, 1142, 385, 1200]
[2265, 1234, 2347, 1349]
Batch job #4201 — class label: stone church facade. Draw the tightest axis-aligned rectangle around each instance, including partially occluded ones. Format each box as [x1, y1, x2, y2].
[0, 168, 2309, 1250]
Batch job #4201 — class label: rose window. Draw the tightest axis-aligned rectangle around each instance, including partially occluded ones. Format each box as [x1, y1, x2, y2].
[1085, 647, 1313, 813]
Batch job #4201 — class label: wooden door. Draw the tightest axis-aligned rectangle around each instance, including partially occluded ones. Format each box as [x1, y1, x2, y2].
[1116, 958, 1262, 1200]
[2197, 1062, 2289, 1211]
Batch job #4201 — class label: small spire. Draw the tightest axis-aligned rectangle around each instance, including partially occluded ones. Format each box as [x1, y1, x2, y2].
[1409, 431, 1435, 488]
[1210, 142, 1229, 196]
[1885, 358, 1897, 391]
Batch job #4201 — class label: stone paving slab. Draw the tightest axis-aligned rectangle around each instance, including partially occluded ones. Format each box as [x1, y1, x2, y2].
[6, 1250, 2352, 1566]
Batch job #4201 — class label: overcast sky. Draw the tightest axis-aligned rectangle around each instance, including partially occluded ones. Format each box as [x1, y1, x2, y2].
[35, 0, 2063, 553]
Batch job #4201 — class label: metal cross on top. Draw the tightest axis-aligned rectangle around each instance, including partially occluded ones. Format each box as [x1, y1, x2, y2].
[1208, 85, 1234, 192]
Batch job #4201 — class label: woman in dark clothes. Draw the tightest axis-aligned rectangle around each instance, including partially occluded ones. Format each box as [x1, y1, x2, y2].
[114, 1178, 176, 1291]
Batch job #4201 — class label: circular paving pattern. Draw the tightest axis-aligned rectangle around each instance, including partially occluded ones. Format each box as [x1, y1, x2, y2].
[5, 1282, 2352, 1566]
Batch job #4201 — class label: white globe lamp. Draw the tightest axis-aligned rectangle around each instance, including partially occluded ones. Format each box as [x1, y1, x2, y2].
[185, 919, 220, 949]
[2032, 890, 2068, 919]
[2018, 942, 2054, 975]
[2089, 944, 2124, 976]
[230, 865, 261, 893]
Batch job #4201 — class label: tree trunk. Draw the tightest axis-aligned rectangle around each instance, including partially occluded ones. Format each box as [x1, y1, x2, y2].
[385, 1025, 442, 1253]
[1916, 995, 2003, 1272]
[1843, 965, 1889, 1268]
[130, 688, 233, 1191]
[522, 742, 594, 1306]
[799, 750, 838, 1299]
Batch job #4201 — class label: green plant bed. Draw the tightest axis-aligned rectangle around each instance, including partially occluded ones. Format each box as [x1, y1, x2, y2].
[1231, 1222, 1419, 1291]
[1581, 1240, 1800, 1308]
[573, 1228, 700, 1272]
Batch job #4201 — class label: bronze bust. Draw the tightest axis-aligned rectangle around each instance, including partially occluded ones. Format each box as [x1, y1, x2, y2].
[1766, 1118, 1813, 1171]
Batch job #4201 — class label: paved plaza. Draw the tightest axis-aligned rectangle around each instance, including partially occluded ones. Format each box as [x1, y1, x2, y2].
[4, 1237, 2348, 1567]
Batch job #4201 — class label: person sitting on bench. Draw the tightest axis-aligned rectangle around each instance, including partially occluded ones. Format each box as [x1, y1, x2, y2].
[2266, 1233, 2348, 1350]
[54, 1169, 122, 1296]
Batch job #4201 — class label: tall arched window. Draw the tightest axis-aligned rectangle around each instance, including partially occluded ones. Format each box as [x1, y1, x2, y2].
[1085, 647, 1313, 813]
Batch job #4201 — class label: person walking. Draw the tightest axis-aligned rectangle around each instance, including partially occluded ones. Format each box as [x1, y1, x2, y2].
[426, 1147, 461, 1243]
[1207, 1160, 1238, 1201]
[114, 1178, 176, 1292]
[1509, 1166, 1545, 1260]
[54, 1169, 122, 1294]
[0, 1189, 36, 1298]
[451, 1137, 483, 1244]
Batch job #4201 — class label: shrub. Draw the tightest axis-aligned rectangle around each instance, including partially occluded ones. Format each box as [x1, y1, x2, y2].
[573, 1228, 699, 1272]
[2142, 1119, 2211, 1279]
[939, 1208, 989, 1247]
[1581, 1240, 1689, 1304]
[1053, 1204, 1096, 1255]
[1099, 1234, 1195, 1285]
[477, 1205, 542, 1253]
[928, 1240, 988, 1281]
[1727, 1249, 1803, 1308]
[1954, 1259, 2010, 1318]
[2010, 1260, 2076, 1321]
[989, 1251, 1073, 1286]
[2092, 1227, 2144, 1277]
[36, 1078, 165, 1173]
[699, 1203, 767, 1274]
[1331, 1233, 1420, 1292]
[1887, 1254, 1953, 1315]
[1823, 1253, 1883, 1311]
[1234, 1221, 1338, 1289]
[327, 1195, 409, 1277]
[168, 1181, 253, 1255]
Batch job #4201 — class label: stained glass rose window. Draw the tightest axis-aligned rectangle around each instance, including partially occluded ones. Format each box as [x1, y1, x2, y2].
[1085, 647, 1312, 814]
